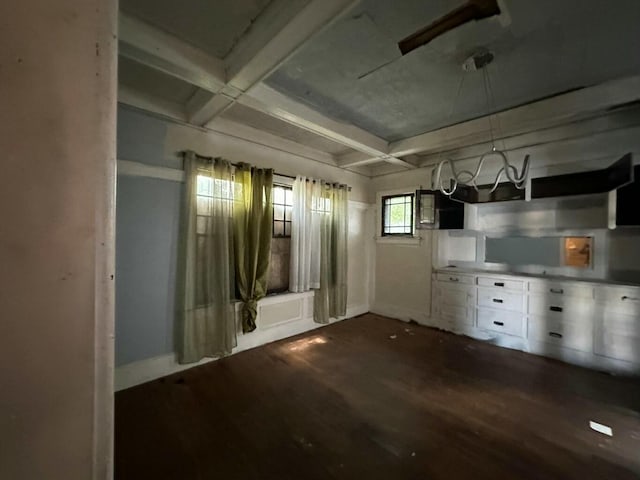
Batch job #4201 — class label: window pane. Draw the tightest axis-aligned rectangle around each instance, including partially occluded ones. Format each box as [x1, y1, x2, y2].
[284, 221, 291, 237]
[197, 175, 212, 196]
[274, 204, 285, 221]
[273, 186, 285, 204]
[388, 204, 405, 226]
[405, 202, 412, 226]
[274, 221, 285, 236]
[285, 205, 292, 221]
[285, 188, 293, 206]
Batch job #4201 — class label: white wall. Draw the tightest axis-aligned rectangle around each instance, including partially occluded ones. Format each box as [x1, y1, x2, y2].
[115, 106, 374, 389]
[0, 1, 116, 478]
[369, 169, 434, 324]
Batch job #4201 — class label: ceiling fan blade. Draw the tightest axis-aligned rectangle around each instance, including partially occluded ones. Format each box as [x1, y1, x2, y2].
[398, 0, 501, 55]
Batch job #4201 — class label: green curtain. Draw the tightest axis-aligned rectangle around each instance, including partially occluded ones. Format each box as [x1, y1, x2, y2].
[314, 183, 349, 324]
[233, 163, 274, 333]
[177, 151, 237, 364]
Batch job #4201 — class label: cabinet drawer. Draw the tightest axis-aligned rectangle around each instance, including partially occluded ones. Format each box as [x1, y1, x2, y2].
[595, 313, 640, 363]
[436, 284, 475, 307]
[477, 308, 524, 337]
[477, 287, 524, 312]
[436, 272, 475, 285]
[477, 276, 524, 291]
[595, 286, 640, 315]
[529, 281, 594, 299]
[528, 294, 595, 318]
[528, 316, 593, 352]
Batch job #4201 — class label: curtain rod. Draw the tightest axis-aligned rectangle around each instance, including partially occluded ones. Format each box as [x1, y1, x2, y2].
[184, 151, 351, 191]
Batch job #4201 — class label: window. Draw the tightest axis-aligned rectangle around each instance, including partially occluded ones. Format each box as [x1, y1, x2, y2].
[382, 194, 414, 236]
[273, 185, 293, 237]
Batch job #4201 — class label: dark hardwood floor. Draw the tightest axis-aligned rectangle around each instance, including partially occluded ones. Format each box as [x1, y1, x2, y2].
[115, 314, 640, 479]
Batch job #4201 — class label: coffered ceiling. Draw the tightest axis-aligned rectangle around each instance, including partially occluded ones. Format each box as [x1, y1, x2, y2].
[117, 0, 640, 176]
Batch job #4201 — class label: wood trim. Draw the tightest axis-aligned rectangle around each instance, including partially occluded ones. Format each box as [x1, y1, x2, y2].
[117, 160, 185, 182]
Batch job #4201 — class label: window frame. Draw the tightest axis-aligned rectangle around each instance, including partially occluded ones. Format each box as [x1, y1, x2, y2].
[381, 193, 415, 237]
[272, 184, 293, 238]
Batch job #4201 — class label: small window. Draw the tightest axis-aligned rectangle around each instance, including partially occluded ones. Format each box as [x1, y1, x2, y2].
[382, 194, 414, 236]
[273, 185, 293, 237]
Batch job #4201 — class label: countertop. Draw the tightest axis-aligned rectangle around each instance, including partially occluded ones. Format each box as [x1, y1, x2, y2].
[435, 266, 640, 288]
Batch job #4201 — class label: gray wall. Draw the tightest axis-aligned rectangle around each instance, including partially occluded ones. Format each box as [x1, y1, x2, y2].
[116, 106, 182, 366]
[116, 175, 181, 365]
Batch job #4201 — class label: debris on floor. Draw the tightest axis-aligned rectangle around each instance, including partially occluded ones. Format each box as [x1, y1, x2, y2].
[389, 334, 397, 339]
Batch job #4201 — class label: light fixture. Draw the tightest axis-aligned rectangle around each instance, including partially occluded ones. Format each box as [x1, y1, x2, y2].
[431, 50, 531, 196]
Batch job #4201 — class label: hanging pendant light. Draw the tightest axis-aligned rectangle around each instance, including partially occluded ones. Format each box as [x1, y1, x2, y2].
[432, 50, 531, 196]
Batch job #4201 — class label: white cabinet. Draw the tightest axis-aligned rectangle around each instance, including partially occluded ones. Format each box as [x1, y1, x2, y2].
[528, 316, 593, 353]
[432, 273, 475, 331]
[478, 287, 525, 313]
[528, 293, 594, 318]
[477, 276, 524, 291]
[477, 308, 524, 337]
[594, 312, 640, 364]
[432, 269, 640, 372]
[529, 280, 594, 299]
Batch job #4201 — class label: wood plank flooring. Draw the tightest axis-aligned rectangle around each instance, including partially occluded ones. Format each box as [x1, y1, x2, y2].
[115, 314, 640, 479]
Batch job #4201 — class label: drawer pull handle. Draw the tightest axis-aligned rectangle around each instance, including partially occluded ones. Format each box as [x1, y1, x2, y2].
[494, 282, 505, 287]
[549, 332, 563, 339]
[493, 321, 504, 326]
[549, 306, 563, 313]
[621, 296, 640, 301]
[550, 288, 564, 294]
[492, 298, 504, 304]
[449, 277, 459, 282]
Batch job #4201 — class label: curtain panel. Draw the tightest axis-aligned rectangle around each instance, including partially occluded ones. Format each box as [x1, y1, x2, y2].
[176, 151, 237, 364]
[233, 163, 274, 333]
[289, 176, 349, 323]
[314, 183, 349, 324]
[289, 176, 322, 292]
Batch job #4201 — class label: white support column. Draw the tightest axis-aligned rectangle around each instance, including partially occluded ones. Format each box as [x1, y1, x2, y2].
[0, 0, 116, 478]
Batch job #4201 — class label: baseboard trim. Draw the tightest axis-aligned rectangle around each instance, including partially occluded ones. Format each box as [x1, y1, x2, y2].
[370, 303, 430, 325]
[115, 303, 369, 391]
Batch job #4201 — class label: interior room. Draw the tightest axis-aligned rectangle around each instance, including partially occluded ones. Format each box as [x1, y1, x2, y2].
[3, 0, 640, 478]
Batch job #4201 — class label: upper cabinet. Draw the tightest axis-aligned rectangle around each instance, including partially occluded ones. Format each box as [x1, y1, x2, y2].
[416, 190, 464, 230]
[615, 164, 640, 226]
[531, 153, 633, 199]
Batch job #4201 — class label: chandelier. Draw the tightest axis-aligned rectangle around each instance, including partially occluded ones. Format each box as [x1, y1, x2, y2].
[432, 50, 531, 196]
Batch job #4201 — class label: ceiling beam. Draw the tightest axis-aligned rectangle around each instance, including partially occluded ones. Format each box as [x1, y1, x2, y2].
[416, 103, 640, 168]
[225, 0, 358, 91]
[118, 84, 186, 122]
[118, 13, 226, 93]
[117, 4, 418, 169]
[337, 151, 385, 168]
[187, 0, 359, 126]
[237, 84, 416, 169]
[391, 74, 640, 159]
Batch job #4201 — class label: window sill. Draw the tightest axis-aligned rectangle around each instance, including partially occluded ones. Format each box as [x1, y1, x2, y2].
[375, 236, 422, 245]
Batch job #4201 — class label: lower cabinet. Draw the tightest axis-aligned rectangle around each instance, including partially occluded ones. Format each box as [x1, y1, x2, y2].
[431, 270, 640, 373]
[594, 311, 640, 364]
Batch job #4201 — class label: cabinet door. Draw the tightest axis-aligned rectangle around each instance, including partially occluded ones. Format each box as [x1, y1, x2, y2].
[436, 284, 475, 307]
[595, 286, 640, 315]
[594, 312, 640, 364]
